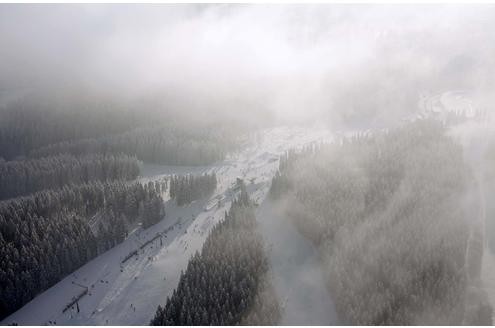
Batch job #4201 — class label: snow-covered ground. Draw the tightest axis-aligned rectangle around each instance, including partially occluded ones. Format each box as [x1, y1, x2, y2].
[1, 126, 332, 326]
[439, 91, 495, 323]
[419, 90, 483, 121]
[257, 200, 339, 325]
[139, 163, 211, 180]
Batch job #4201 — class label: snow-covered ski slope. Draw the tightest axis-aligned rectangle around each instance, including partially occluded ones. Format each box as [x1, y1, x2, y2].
[1, 126, 332, 326]
[257, 200, 340, 325]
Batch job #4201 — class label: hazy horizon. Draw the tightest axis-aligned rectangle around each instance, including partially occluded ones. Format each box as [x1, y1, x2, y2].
[1, 4, 495, 127]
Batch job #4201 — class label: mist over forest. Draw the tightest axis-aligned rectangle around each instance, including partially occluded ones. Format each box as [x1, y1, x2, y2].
[1, 3, 495, 326]
[2, 4, 495, 126]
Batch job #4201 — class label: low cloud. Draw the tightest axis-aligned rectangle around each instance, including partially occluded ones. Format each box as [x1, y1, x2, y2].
[1, 4, 494, 126]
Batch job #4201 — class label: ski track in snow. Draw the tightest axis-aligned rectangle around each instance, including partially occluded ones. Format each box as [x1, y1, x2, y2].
[439, 91, 495, 323]
[257, 200, 339, 325]
[1, 126, 333, 326]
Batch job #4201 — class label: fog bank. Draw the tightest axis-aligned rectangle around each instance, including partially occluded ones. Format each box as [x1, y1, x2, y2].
[1, 4, 494, 126]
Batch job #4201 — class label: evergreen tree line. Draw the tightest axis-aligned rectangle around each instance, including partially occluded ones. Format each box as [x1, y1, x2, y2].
[169, 173, 217, 206]
[0, 100, 139, 161]
[270, 119, 489, 325]
[150, 187, 280, 325]
[0, 97, 246, 163]
[0, 180, 165, 320]
[30, 126, 236, 166]
[0, 100, 241, 166]
[0, 153, 140, 200]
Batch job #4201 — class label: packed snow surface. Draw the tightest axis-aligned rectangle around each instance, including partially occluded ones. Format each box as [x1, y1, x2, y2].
[257, 200, 339, 325]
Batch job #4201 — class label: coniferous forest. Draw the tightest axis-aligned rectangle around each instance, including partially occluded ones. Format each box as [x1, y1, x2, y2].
[0, 102, 240, 166]
[0, 153, 140, 200]
[0, 95, 239, 321]
[0, 180, 164, 319]
[150, 187, 280, 325]
[169, 173, 217, 206]
[270, 119, 492, 325]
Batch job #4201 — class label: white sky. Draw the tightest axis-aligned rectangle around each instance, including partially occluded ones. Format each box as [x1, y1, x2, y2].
[1, 4, 494, 125]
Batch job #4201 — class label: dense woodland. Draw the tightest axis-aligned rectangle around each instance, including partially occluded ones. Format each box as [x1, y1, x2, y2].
[270, 119, 492, 325]
[150, 187, 280, 325]
[169, 173, 217, 206]
[0, 101, 240, 166]
[0, 153, 140, 200]
[0, 101, 138, 161]
[30, 126, 234, 166]
[0, 180, 165, 319]
[0, 98, 241, 321]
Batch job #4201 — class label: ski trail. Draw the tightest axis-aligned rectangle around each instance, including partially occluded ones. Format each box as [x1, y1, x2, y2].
[257, 200, 339, 325]
[438, 91, 494, 324]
